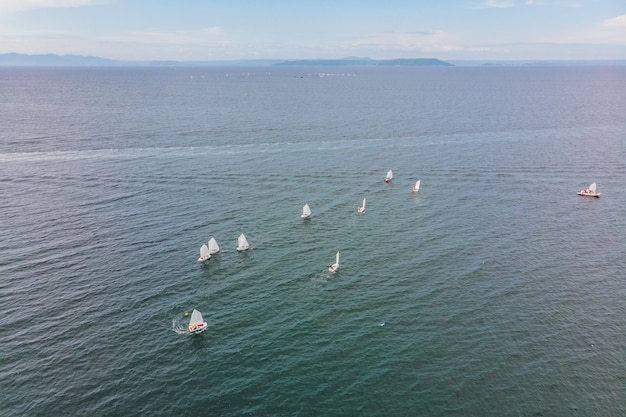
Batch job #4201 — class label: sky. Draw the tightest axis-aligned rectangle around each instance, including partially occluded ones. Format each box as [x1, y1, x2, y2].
[0, 0, 625, 62]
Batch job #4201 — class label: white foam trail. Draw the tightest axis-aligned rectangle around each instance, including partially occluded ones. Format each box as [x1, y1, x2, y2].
[171, 318, 188, 335]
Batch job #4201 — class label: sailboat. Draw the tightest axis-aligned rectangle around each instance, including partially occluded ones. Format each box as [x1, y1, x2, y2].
[237, 233, 250, 251]
[385, 170, 393, 183]
[412, 179, 421, 192]
[328, 251, 340, 273]
[208, 237, 220, 254]
[301, 203, 311, 218]
[198, 244, 210, 262]
[357, 198, 366, 213]
[578, 182, 601, 197]
[187, 309, 207, 334]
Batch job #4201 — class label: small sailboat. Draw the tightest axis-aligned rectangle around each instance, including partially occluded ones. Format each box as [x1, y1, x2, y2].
[237, 233, 250, 251]
[187, 309, 207, 334]
[208, 237, 220, 254]
[328, 251, 340, 273]
[385, 170, 393, 183]
[578, 182, 601, 197]
[412, 179, 421, 192]
[301, 203, 311, 218]
[357, 198, 366, 213]
[198, 244, 210, 262]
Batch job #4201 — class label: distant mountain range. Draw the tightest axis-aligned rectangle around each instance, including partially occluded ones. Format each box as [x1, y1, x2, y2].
[1, 53, 624, 67]
[0, 53, 124, 66]
[0, 53, 453, 67]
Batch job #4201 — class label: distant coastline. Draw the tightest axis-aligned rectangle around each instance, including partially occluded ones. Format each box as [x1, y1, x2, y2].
[273, 58, 453, 67]
[1, 53, 625, 67]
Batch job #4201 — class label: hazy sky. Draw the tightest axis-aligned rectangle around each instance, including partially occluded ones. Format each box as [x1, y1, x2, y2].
[1, 0, 625, 61]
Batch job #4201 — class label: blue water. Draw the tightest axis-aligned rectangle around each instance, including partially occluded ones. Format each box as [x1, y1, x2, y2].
[1, 66, 625, 416]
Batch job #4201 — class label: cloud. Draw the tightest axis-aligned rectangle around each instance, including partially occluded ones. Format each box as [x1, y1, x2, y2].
[603, 14, 626, 29]
[344, 31, 504, 57]
[0, 0, 97, 15]
[101, 27, 225, 46]
[525, 0, 582, 6]
[482, 0, 516, 8]
[544, 14, 626, 46]
[595, 14, 626, 44]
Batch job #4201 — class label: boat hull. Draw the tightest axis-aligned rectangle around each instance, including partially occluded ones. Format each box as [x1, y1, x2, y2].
[188, 322, 207, 334]
[578, 191, 601, 197]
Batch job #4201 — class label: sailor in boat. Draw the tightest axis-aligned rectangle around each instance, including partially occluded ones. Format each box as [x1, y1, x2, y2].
[328, 251, 340, 272]
[188, 322, 206, 333]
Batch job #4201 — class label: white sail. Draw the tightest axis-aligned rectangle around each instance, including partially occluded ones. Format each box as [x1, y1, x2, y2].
[208, 237, 220, 254]
[589, 182, 597, 192]
[357, 198, 366, 213]
[198, 244, 210, 261]
[237, 233, 249, 251]
[413, 179, 421, 192]
[301, 204, 311, 218]
[386, 170, 393, 180]
[189, 309, 204, 327]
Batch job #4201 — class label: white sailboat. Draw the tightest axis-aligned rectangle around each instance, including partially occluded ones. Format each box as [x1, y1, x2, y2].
[208, 237, 220, 254]
[198, 244, 210, 262]
[237, 233, 250, 251]
[357, 198, 366, 213]
[385, 170, 393, 183]
[187, 309, 207, 334]
[328, 251, 340, 273]
[301, 203, 311, 218]
[412, 179, 421, 192]
[578, 182, 601, 197]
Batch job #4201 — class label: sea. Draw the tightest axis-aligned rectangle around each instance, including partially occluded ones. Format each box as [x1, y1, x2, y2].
[1, 65, 624, 417]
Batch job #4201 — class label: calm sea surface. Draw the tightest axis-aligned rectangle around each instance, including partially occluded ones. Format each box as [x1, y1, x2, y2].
[1, 66, 625, 416]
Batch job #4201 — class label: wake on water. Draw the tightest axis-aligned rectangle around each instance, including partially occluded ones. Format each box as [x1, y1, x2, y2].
[171, 318, 188, 335]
